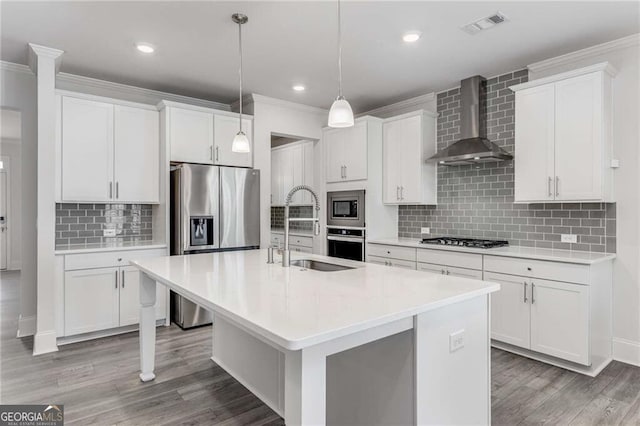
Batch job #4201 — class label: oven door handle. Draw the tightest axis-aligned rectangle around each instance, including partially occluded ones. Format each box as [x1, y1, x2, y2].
[327, 236, 365, 243]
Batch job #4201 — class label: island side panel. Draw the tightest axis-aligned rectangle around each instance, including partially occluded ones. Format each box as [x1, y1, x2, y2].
[139, 272, 157, 382]
[415, 295, 490, 425]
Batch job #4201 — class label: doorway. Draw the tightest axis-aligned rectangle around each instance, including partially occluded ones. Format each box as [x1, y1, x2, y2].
[0, 163, 6, 270]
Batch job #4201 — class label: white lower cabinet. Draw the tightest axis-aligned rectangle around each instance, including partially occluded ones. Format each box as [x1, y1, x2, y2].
[270, 231, 315, 254]
[485, 272, 531, 348]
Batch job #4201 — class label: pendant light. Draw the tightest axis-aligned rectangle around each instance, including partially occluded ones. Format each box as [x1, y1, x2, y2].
[232, 13, 251, 153]
[327, 0, 354, 128]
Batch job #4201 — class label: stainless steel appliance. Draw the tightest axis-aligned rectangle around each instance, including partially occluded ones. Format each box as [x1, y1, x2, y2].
[327, 190, 365, 228]
[421, 237, 508, 249]
[427, 75, 513, 165]
[327, 227, 365, 261]
[170, 163, 260, 328]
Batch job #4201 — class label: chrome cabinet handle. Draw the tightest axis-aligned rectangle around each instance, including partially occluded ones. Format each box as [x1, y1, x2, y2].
[215, 146, 220, 162]
[209, 146, 213, 161]
[344, 166, 347, 179]
[396, 186, 400, 200]
[531, 282, 535, 304]
[115, 270, 118, 288]
[548, 177, 553, 197]
[401, 186, 404, 200]
[446, 270, 450, 275]
[441, 269, 445, 274]
[523, 282, 528, 303]
[116, 182, 119, 199]
[555, 177, 559, 197]
[109, 182, 113, 199]
[121, 270, 125, 288]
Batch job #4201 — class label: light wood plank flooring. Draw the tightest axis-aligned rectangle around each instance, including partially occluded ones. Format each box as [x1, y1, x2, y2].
[1, 270, 639, 425]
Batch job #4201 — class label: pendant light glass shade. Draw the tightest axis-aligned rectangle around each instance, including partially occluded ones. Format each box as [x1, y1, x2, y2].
[328, 0, 354, 128]
[328, 96, 354, 128]
[232, 131, 251, 153]
[232, 13, 250, 153]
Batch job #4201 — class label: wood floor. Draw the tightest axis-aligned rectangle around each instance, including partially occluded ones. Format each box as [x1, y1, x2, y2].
[1, 270, 639, 425]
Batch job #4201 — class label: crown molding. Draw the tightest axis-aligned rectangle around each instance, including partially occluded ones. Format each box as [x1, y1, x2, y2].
[27, 43, 64, 74]
[0, 61, 33, 75]
[359, 92, 436, 118]
[244, 93, 328, 115]
[510, 62, 617, 92]
[528, 33, 640, 74]
[57, 72, 231, 111]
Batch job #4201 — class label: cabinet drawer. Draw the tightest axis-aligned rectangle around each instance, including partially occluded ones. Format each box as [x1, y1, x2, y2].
[65, 248, 166, 271]
[270, 233, 284, 246]
[418, 262, 483, 279]
[368, 255, 416, 270]
[417, 249, 483, 270]
[484, 255, 589, 285]
[289, 235, 313, 248]
[290, 245, 313, 254]
[367, 244, 416, 262]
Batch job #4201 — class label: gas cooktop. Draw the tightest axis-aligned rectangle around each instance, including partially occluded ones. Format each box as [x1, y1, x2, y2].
[420, 237, 509, 249]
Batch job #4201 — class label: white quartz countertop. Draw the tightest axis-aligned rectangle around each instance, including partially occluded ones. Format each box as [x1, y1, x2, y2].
[55, 241, 167, 255]
[132, 249, 499, 350]
[368, 237, 616, 265]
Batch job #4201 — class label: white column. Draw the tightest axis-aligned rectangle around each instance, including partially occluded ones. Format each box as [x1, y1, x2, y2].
[28, 43, 63, 356]
[139, 272, 157, 382]
[284, 346, 327, 426]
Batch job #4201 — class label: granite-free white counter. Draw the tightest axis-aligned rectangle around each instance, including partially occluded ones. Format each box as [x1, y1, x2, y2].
[368, 237, 615, 265]
[55, 241, 167, 255]
[132, 249, 499, 350]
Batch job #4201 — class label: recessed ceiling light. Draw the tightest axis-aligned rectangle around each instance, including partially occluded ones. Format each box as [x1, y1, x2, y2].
[293, 85, 305, 92]
[135, 42, 155, 54]
[474, 156, 481, 160]
[402, 32, 422, 43]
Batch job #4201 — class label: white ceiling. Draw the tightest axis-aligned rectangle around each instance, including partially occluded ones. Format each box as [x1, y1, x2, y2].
[1, 1, 638, 112]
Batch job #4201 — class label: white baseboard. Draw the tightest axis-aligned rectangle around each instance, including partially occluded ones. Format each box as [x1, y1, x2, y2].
[17, 314, 36, 337]
[613, 338, 640, 367]
[33, 330, 58, 355]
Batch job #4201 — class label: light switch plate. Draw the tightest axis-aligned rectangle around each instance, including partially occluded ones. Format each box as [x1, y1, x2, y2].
[561, 234, 577, 243]
[421, 227, 431, 235]
[449, 329, 465, 352]
[103, 229, 116, 237]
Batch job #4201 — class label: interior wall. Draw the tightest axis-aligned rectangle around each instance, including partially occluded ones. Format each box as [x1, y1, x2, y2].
[528, 36, 640, 365]
[0, 66, 37, 334]
[245, 96, 327, 251]
[0, 142, 22, 270]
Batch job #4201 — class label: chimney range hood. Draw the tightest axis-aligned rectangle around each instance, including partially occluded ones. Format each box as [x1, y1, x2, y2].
[428, 75, 513, 166]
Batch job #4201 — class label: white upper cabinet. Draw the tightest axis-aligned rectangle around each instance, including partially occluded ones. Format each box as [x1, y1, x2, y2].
[271, 140, 314, 206]
[511, 63, 615, 203]
[382, 111, 437, 205]
[168, 107, 214, 164]
[61, 96, 114, 202]
[59, 94, 160, 203]
[324, 120, 368, 183]
[214, 114, 253, 168]
[114, 105, 160, 203]
[164, 102, 253, 168]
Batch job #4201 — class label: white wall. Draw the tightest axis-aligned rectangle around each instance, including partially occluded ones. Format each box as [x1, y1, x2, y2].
[0, 65, 37, 336]
[243, 95, 327, 251]
[529, 34, 640, 365]
[0, 141, 22, 270]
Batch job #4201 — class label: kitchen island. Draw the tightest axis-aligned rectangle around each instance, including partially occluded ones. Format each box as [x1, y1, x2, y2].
[131, 249, 499, 425]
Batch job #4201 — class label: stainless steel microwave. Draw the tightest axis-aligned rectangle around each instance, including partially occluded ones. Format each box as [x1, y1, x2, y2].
[326, 190, 365, 228]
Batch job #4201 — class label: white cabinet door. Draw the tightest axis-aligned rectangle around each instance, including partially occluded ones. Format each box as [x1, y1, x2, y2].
[302, 142, 314, 204]
[114, 106, 160, 203]
[342, 121, 368, 181]
[324, 129, 344, 183]
[271, 148, 281, 205]
[514, 85, 555, 202]
[169, 107, 214, 164]
[279, 147, 294, 203]
[64, 267, 119, 336]
[485, 272, 531, 349]
[554, 73, 602, 201]
[530, 279, 590, 365]
[290, 144, 305, 204]
[61, 96, 114, 202]
[399, 115, 423, 203]
[119, 266, 167, 326]
[382, 119, 403, 203]
[214, 114, 252, 168]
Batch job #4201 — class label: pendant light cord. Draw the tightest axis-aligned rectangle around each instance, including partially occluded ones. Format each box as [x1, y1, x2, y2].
[337, 0, 343, 98]
[238, 20, 244, 133]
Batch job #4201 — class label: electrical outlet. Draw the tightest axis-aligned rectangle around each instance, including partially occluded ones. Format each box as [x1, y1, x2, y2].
[421, 227, 431, 235]
[561, 234, 577, 243]
[449, 329, 465, 352]
[103, 229, 116, 237]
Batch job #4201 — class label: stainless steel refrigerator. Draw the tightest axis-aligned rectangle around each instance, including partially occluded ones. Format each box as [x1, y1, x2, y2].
[170, 164, 260, 328]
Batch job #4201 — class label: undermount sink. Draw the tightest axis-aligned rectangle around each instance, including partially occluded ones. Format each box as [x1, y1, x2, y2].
[290, 259, 354, 272]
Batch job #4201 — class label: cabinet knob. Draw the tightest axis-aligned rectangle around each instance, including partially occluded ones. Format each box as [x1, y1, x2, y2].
[527, 267, 532, 271]
[117, 258, 123, 262]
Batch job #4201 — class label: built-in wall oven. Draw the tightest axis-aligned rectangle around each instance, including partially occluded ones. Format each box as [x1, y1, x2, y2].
[327, 190, 366, 261]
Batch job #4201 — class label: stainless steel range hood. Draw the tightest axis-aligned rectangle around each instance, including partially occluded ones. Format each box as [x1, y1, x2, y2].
[428, 75, 513, 166]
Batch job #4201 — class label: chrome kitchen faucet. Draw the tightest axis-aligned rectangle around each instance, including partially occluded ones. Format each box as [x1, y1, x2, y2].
[282, 185, 321, 267]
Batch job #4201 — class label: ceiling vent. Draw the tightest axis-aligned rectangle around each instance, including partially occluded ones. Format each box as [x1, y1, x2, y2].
[461, 12, 508, 35]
